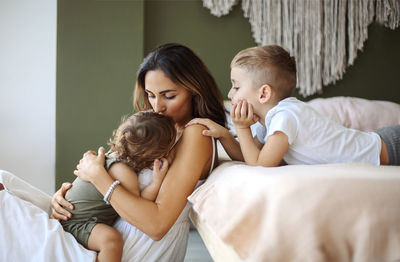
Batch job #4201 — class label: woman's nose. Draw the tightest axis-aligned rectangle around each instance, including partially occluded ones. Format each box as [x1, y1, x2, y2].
[154, 99, 166, 113]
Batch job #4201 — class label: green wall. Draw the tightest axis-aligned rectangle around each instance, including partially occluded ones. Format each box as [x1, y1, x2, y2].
[56, 0, 400, 187]
[56, 0, 144, 186]
[144, 0, 255, 98]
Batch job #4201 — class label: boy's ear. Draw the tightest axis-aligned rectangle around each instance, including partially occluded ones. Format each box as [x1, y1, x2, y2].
[258, 84, 272, 104]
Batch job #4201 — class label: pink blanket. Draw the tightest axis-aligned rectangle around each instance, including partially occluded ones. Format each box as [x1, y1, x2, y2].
[307, 97, 400, 131]
[189, 162, 400, 262]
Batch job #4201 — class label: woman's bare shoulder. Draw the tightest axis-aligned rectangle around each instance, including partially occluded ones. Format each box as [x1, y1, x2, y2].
[183, 123, 207, 134]
[175, 124, 212, 157]
[181, 124, 210, 145]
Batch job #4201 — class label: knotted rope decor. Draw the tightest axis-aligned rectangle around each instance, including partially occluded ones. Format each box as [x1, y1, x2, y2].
[203, 0, 400, 96]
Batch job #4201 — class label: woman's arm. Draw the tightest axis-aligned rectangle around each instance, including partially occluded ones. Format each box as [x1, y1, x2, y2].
[76, 124, 212, 240]
[50, 161, 141, 220]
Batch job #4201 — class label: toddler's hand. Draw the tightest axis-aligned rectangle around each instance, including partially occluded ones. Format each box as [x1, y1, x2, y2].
[152, 158, 168, 183]
[231, 100, 258, 129]
[185, 118, 229, 139]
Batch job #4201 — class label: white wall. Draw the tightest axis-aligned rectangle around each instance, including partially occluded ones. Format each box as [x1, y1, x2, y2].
[0, 0, 57, 194]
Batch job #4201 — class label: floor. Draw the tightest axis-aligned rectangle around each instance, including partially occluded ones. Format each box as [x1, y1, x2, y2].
[184, 229, 213, 262]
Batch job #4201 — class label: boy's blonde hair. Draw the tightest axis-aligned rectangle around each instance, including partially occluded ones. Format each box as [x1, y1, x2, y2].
[108, 111, 176, 173]
[231, 45, 297, 101]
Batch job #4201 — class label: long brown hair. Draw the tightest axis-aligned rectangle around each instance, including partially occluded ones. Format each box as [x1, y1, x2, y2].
[134, 43, 226, 127]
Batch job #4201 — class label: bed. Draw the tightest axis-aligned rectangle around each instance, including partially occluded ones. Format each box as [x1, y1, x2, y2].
[188, 97, 400, 262]
[1, 96, 400, 262]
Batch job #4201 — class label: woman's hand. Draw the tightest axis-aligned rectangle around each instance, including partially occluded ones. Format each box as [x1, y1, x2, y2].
[50, 182, 74, 221]
[74, 147, 106, 183]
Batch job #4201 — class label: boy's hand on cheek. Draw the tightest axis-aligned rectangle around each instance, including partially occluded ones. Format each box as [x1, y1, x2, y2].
[231, 100, 256, 129]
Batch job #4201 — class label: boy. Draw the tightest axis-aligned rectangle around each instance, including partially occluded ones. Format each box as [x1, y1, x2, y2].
[187, 45, 400, 167]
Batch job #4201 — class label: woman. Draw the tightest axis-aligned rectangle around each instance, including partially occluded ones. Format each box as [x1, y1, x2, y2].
[51, 43, 226, 261]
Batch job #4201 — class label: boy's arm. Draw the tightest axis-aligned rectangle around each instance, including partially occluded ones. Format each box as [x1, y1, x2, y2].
[254, 135, 264, 149]
[218, 131, 244, 161]
[232, 100, 289, 167]
[258, 132, 289, 166]
[237, 128, 289, 166]
[186, 118, 244, 161]
[140, 158, 168, 201]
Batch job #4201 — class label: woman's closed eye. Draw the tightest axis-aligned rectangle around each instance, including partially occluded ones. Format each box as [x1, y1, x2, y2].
[165, 95, 176, 100]
[148, 94, 176, 100]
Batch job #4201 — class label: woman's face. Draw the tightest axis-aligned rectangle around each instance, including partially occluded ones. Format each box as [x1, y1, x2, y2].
[144, 69, 193, 127]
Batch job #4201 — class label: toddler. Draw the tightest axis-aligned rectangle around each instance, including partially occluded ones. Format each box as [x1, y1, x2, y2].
[61, 111, 176, 262]
[187, 45, 400, 167]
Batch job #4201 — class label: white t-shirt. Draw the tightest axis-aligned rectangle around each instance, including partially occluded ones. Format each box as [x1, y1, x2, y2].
[254, 97, 382, 165]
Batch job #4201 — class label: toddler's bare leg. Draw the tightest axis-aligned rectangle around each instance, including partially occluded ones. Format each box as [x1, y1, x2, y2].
[87, 223, 123, 262]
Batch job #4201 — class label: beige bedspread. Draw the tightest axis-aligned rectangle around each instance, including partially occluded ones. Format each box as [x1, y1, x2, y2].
[188, 161, 400, 262]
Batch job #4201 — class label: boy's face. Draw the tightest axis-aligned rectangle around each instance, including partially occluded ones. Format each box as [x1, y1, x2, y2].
[228, 67, 259, 107]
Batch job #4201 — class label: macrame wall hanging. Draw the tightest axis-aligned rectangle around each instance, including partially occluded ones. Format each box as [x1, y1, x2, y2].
[202, 0, 400, 96]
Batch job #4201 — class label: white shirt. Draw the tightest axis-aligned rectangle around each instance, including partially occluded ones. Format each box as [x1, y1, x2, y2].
[254, 97, 382, 165]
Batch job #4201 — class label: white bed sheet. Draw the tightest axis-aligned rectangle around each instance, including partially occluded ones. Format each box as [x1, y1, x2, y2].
[0, 170, 96, 262]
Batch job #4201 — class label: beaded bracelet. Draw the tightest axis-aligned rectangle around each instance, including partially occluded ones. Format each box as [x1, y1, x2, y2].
[103, 180, 120, 205]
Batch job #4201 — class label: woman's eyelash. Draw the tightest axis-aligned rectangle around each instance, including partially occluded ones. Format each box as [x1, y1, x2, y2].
[148, 95, 175, 100]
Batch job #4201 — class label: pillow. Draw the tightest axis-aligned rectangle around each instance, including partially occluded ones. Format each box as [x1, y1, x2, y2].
[0, 169, 52, 214]
[307, 97, 400, 132]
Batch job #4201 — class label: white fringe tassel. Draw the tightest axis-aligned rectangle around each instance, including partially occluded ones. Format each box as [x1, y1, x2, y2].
[203, 0, 400, 96]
